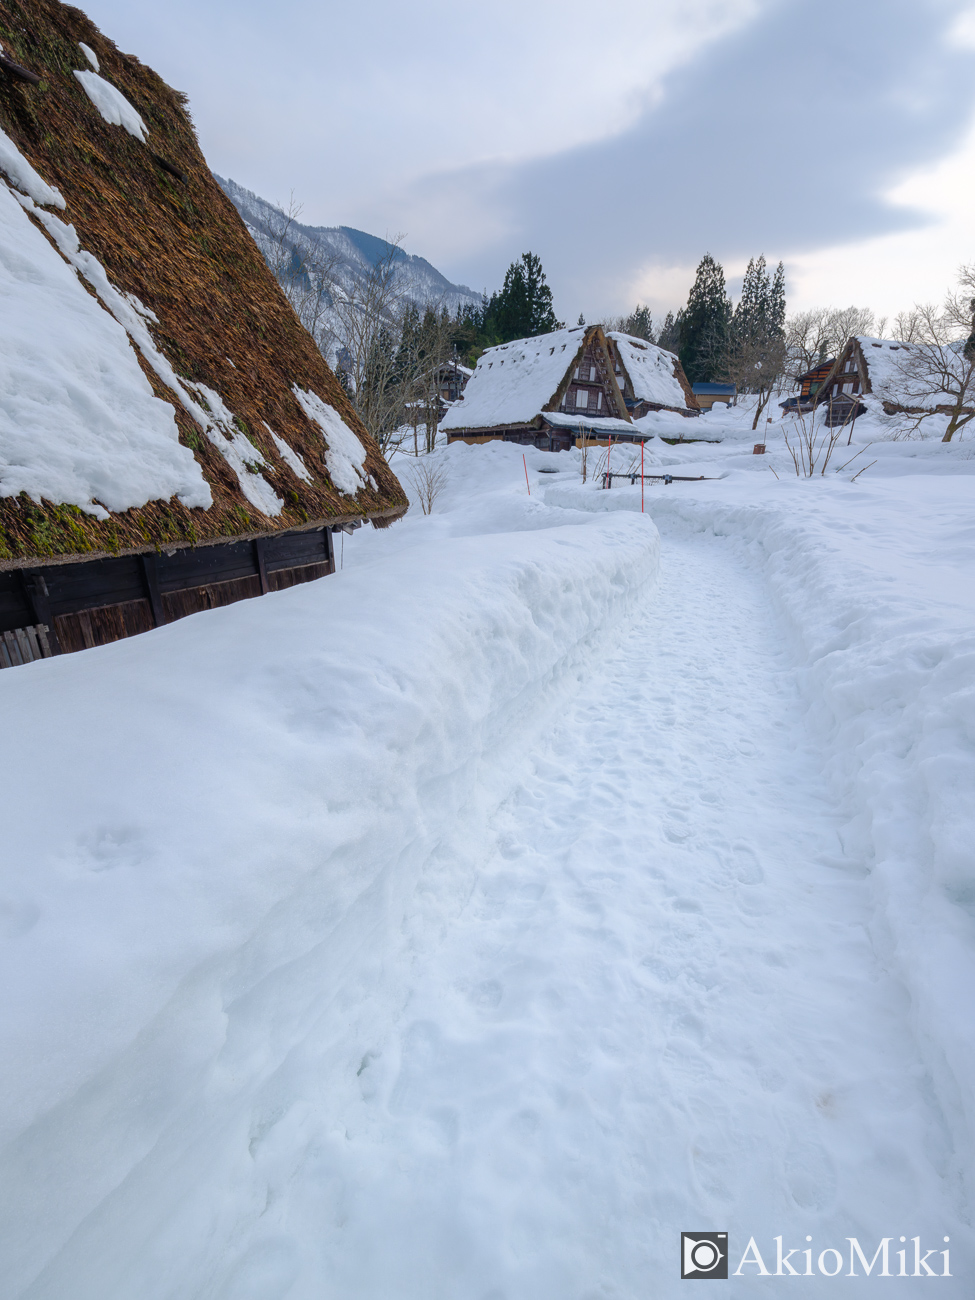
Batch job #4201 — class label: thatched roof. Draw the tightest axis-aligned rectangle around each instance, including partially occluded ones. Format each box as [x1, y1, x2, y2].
[0, 0, 406, 569]
[606, 333, 699, 413]
[440, 326, 592, 431]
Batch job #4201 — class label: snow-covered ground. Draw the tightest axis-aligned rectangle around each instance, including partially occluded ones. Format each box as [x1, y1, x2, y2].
[2, 419, 974, 1296]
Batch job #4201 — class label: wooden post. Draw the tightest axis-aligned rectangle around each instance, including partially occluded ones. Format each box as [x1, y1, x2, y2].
[140, 554, 166, 627]
[523, 454, 530, 496]
[21, 571, 61, 654]
[254, 537, 270, 594]
[0, 53, 41, 85]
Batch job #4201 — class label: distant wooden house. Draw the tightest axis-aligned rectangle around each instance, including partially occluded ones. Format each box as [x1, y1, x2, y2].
[782, 336, 975, 430]
[440, 325, 698, 451]
[691, 383, 737, 410]
[437, 359, 474, 409]
[811, 336, 975, 428]
[0, 1, 406, 669]
[779, 359, 835, 416]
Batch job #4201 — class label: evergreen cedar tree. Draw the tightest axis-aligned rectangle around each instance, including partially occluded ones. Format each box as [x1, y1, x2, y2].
[678, 254, 732, 386]
[676, 253, 786, 386]
[480, 253, 562, 347]
[657, 311, 680, 354]
[392, 254, 561, 370]
[622, 305, 654, 343]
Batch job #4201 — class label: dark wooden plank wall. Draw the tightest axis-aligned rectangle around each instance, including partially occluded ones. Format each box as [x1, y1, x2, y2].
[0, 527, 335, 657]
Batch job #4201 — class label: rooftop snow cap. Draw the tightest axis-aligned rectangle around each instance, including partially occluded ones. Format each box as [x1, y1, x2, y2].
[852, 336, 967, 412]
[440, 326, 590, 431]
[606, 332, 697, 411]
[0, 0, 405, 567]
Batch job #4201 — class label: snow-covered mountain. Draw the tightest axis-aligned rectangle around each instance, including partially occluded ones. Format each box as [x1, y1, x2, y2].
[216, 175, 482, 314]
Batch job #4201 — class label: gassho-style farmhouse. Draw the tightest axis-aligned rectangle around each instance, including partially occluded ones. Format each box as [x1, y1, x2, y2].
[440, 325, 699, 452]
[0, 0, 407, 670]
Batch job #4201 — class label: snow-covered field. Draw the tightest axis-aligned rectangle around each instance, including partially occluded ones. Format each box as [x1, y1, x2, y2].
[2, 415, 974, 1297]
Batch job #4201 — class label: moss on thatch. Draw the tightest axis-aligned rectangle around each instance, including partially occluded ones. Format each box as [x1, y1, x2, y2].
[0, 0, 407, 566]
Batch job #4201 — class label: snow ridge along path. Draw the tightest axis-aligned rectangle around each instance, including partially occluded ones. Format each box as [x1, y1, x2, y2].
[0, 471, 657, 1299]
[0, 442, 971, 1295]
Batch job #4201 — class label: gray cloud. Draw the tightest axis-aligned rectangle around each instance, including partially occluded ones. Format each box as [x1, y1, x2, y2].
[424, 0, 975, 309]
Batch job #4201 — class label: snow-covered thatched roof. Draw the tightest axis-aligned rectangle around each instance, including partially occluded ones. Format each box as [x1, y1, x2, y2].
[607, 333, 696, 411]
[855, 337, 948, 410]
[440, 327, 589, 430]
[0, 0, 405, 567]
[832, 337, 973, 416]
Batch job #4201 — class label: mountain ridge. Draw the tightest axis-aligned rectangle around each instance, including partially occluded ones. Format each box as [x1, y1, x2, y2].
[215, 175, 482, 314]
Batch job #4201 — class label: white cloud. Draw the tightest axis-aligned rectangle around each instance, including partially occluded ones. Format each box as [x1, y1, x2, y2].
[785, 123, 975, 318]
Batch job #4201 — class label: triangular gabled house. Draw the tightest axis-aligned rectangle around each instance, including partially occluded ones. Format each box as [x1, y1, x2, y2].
[0, 0, 406, 668]
[813, 337, 975, 429]
[440, 325, 698, 452]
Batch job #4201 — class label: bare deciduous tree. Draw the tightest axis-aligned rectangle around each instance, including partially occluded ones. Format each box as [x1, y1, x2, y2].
[785, 306, 882, 379]
[722, 334, 788, 430]
[259, 194, 342, 356]
[781, 401, 858, 476]
[405, 456, 449, 514]
[887, 272, 975, 442]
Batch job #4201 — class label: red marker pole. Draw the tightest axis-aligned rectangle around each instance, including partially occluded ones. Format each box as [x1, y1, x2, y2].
[641, 439, 644, 513]
[523, 453, 531, 496]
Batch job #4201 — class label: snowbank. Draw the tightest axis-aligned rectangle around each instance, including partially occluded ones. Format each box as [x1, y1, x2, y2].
[0, 446, 658, 1296]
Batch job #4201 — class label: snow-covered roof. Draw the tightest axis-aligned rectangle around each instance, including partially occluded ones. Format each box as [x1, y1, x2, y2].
[608, 333, 693, 410]
[855, 337, 966, 411]
[857, 338, 941, 408]
[0, 6, 406, 568]
[544, 411, 637, 435]
[440, 327, 588, 430]
[1, 137, 208, 519]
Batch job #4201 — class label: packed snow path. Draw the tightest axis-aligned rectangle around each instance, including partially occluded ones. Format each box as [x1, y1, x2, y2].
[5, 509, 968, 1299]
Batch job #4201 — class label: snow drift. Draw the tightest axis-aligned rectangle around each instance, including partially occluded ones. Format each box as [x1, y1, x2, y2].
[0, 453, 658, 1297]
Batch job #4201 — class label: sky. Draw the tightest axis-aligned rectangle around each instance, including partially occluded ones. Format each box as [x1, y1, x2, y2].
[80, 0, 975, 325]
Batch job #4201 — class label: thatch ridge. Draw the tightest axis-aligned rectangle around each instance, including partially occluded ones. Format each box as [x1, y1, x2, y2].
[0, 0, 407, 565]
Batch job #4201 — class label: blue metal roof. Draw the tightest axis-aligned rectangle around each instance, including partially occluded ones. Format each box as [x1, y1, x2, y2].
[692, 383, 737, 394]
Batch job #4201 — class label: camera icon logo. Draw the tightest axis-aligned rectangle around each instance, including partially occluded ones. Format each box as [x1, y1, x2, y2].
[681, 1231, 728, 1279]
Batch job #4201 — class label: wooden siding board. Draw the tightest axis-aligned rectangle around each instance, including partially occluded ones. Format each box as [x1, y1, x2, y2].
[0, 573, 34, 634]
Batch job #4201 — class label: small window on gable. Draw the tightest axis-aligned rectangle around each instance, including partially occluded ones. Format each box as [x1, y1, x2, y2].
[577, 389, 589, 409]
[597, 392, 603, 410]
[590, 367, 597, 382]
